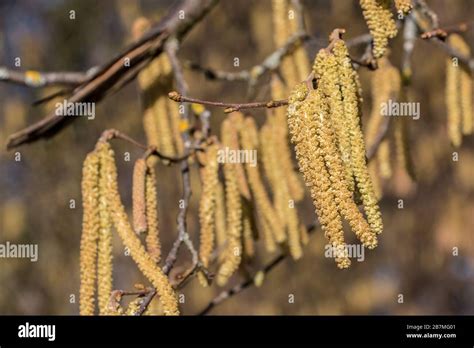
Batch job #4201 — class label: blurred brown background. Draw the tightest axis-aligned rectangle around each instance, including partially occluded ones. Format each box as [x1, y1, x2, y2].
[0, 0, 473, 315]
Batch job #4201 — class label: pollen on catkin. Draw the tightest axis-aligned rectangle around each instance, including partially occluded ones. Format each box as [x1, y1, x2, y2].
[132, 158, 147, 234]
[269, 77, 305, 202]
[80, 151, 100, 315]
[99, 141, 179, 315]
[198, 143, 219, 286]
[221, 115, 251, 200]
[144, 164, 161, 263]
[214, 181, 227, 253]
[287, 83, 350, 268]
[333, 39, 383, 235]
[97, 143, 113, 315]
[239, 117, 286, 244]
[216, 157, 243, 286]
[359, 0, 398, 58]
[394, 0, 412, 14]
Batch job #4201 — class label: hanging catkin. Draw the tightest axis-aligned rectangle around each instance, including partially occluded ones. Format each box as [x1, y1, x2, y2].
[198, 143, 219, 286]
[394, 0, 412, 14]
[214, 181, 227, 253]
[99, 141, 179, 315]
[287, 83, 350, 268]
[239, 117, 286, 244]
[145, 164, 161, 263]
[445, 34, 473, 146]
[270, 0, 306, 202]
[311, 53, 378, 248]
[221, 115, 251, 200]
[132, 159, 147, 234]
[216, 158, 242, 286]
[260, 121, 303, 259]
[333, 40, 383, 235]
[241, 198, 256, 260]
[269, 77, 305, 202]
[97, 145, 113, 315]
[80, 151, 100, 315]
[359, 0, 398, 58]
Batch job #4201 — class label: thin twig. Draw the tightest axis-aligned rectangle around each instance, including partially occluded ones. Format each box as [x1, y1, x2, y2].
[0, 67, 94, 87]
[168, 91, 288, 113]
[97, 128, 192, 163]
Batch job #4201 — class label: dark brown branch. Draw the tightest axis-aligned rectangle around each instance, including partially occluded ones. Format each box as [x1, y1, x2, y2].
[6, 0, 219, 150]
[420, 22, 470, 40]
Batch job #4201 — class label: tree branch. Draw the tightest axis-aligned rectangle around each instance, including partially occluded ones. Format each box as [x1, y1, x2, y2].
[6, 0, 219, 150]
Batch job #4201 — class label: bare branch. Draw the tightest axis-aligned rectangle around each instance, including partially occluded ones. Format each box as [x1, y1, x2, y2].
[0, 67, 93, 87]
[6, 0, 219, 150]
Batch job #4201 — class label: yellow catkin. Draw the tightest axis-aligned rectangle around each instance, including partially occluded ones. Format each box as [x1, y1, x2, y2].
[214, 181, 227, 252]
[260, 122, 287, 225]
[154, 94, 176, 157]
[272, 0, 299, 87]
[394, 118, 416, 179]
[359, 0, 398, 58]
[99, 142, 179, 315]
[132, 159, 147, 234]
[312, 50, 354, 192]
[97, 146, 113, 315]
[446, 34, 472, 140]
[260, 214, 277, 253]
[287, 83, 350, 268]
[333, 40, 383, 235]
[241, 198, 256, 259]
[145, 165, 161, 263]
[270, 82, 306, 202]
[80, 151, 100, 315]
[366, 56, 400, 149]
[221, 115, 251, 200]
[288, 2, 311, 81]
[394, 0, 412, 14]
[198, 143, 219, 286]
[377, 139, 392, 179]
[239, 117, 286, 244]
[311, 53, 378, 248]
[216, 159, 242, 286]
[260, 121, 302, 259]
[167, 98, 185, 156]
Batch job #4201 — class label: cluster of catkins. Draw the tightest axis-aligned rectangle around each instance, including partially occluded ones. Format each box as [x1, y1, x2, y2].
[359, 0, 412, 59]
[445, 34, 473, 147]
[365, 56, 415, 197]
[80, 141, 179, 316]
[287, 37, 382, 268]
[133, 17, 184, 161]
[197, 113, 310, 288]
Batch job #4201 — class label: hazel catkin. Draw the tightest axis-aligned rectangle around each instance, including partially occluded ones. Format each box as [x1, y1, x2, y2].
[144, 164, 161, 263]
[216, 157, 243, 286]
[80, 151, 100, 315]
[198, 143, 220, 286]
[97, 145, 113, 315]
[333, 40, 383, 235]
[359, 0, 398, 58]
[99, 141, 179, 315]
[132, 158, 147, 234]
